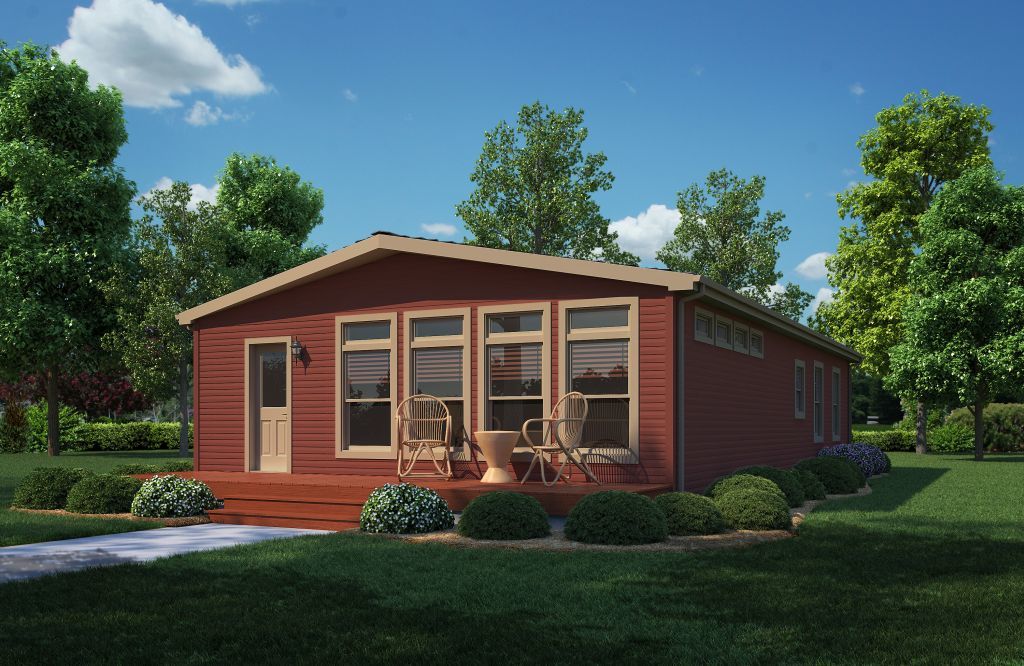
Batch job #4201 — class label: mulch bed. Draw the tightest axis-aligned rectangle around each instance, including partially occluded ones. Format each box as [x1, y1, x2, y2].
[11, 507, 211, 528]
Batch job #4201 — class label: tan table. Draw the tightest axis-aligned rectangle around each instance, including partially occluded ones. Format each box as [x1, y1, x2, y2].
[474, 430, 520, 483]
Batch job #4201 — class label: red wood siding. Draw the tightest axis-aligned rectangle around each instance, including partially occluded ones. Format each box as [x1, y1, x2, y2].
[682, 300, 850, 492]
[193, 253, 674, 485]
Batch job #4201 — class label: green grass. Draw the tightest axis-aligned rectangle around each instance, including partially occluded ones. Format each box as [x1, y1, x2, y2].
[1, 454, 1023, 663]
[0, 450, 190, 546]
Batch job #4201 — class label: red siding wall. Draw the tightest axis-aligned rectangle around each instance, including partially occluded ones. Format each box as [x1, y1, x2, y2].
[193, 253, 675, 485]
[682, 300, 850, 492]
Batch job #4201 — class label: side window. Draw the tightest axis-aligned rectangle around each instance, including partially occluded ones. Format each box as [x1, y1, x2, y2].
[794, 359, 806, 419]
[715, 316, 733, 349]
[694, 307, 714, 344]
[733, 323, 749, 354]
[750, 330, 764, 358]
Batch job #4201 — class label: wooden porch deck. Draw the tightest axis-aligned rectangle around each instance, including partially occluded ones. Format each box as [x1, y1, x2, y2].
[165, 472, 671, 531]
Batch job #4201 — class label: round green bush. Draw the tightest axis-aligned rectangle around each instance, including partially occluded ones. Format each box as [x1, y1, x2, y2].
[733, 466, 806, 508]
[457, 492, 551, 540]
[12, 467, 93, 509]
[705, 474, 785, 502]
[564, 491, 668, 545]
[65, 474, 143, 514]
[131, 475, 218, 517]
[794, 457, 862, 495]
[360, 483, 455, 534]
[714, 489, 791, 530]
[654, 492, 726, 535]
[795, 469, 826, 501]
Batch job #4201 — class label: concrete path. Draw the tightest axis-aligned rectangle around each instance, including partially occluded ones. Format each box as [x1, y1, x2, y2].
[0, 523, 328, 584]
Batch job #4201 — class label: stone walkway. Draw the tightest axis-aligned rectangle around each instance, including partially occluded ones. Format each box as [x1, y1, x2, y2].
[0, 523, 328, 584]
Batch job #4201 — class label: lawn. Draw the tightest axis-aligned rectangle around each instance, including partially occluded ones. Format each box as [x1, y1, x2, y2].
[0, 453, 1022, 663]
[0, 450, 191, 547]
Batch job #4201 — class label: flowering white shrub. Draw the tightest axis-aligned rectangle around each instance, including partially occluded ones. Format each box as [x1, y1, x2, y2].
[131, 475, 218, 518]
[359, 483, 454, 534]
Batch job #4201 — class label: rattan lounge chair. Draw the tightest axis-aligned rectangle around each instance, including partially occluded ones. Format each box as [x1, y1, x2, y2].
[396, 394, 453, 480]
[519, 391, 599, 486]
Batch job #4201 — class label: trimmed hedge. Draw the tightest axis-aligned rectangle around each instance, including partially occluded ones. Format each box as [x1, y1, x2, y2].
[457, 492, 550, 540]
[131, 475, 218, 518]
[928, 424, 974, 453]
[705, 474, 785, 502]
[65, 474, 143, 514]
[852, 429, 915, 452]
[360, 483, 454, 534]
[12, 467, 93, 509]
[947, 403, 1024, 452]
[795, 469, 827, 501]
[69, 422, 194, 452]
[733, 466, 806, 508]
[654, 492, 726, 536]
[110, 460, 194, 475]
[564, 491, 668, 545]
[714, 489, 791, 531]
[794, 457, 863, 495]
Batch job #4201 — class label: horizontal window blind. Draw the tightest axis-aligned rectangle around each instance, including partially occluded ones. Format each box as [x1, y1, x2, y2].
[569, 339, 628, 395]
[413, 347, 463, 397]
[345, 350, 390, 399]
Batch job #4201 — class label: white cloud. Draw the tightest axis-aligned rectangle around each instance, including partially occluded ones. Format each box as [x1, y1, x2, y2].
[849, 82, 865, 97]
[621, 80, 637, 95]
[245, 14, 262, 28]
[184, 100, 240, 126]
[57, 0, 269, 109]
[608, 204, 680, 263]
[841, 167, 856, 176]
[342, 88, 358, 103]
[197, 0, 269, 6]
[421, 223, 456, 237]
[145, 176, 220, 209]
[810, 287, 835, 313]
[795, 251, 831, 280]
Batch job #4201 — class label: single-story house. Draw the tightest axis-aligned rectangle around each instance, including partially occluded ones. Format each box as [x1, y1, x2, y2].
[177, 232, 860, 497]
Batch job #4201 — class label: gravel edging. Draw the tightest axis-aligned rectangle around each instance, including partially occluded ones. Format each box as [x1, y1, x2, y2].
[10, 507, 211, 527]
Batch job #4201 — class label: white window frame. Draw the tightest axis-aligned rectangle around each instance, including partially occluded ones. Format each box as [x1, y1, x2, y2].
[794, 359, 806, 420]
[335, 313, 398, 459]
[694, 306, 714, 345]
[750, 328, 765, 359]
[733, 322, 750, 354]
[813, 361, 824, 443]
[831, 366, 841, 442]
[558, 297, 639, 457]
[477, 302, 551, 454]
[404, 307, 472, 461]
[714, 315, 734, 350]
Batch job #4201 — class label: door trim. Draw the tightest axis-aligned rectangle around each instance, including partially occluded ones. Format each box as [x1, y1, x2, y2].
[244, 336, 293, 473]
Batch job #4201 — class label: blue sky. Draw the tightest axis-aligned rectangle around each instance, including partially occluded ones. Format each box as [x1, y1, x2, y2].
[6, 0, 1024, 312]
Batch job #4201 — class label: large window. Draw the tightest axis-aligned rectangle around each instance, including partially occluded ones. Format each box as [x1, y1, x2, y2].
[406, 308, 471, 456]
[831, 366, 841, 441]
[478, 304, 550, 450]
[794, 359, 806, 419]
[813, 361, 824, 443]
[336, 314, 397, 459]
[560, 298, 638, 454]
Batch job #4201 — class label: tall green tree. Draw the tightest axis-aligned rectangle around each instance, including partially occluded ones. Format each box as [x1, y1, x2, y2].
[816, 91, 992, 453]
[0, 43, 134, 455]
[103, 183, 235, 456]
[657, 168, 813, 320]
[887, 167, 1024, 461]
[217, 153, 327, 282]
[457, 101, 638, 265]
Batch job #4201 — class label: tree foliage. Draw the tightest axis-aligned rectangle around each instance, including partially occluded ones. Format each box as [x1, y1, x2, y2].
[457, 101, 637, 265]
[657, 168, 813, 319]
[0, 43, 134, 454]
[887, 167, 1024, 460]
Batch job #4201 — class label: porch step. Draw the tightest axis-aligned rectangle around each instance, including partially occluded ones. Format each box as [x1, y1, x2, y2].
[207, 507, 359, 531]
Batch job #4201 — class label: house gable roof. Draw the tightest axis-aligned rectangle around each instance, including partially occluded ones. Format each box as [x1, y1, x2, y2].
[176, 232, 860, 362]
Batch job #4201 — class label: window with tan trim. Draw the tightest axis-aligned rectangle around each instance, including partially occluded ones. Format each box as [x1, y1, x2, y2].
[733, 322, 750, 354]
[559, 297, 639, 456]
[715, 315, 733, 349]
[477, 303, 551, 452]
[831, 366, 841, 441]
[336, 313, 397, 459]
[694, 307, 714, 344]
[750, 328, 764, 358]
[794, 359, 806, 419]
[813, 361, 824, 443]
[405, 308, 472, 459]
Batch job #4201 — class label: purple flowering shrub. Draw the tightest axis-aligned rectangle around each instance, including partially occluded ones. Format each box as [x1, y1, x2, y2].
[818, 442, 891, 478]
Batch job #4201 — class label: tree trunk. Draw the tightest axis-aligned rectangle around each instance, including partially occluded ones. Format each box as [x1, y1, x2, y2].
[915, 400, 927, 455]
[974, 399, 985, 461]
[46, 366, 60, 457]
[178, 353, 190, 458]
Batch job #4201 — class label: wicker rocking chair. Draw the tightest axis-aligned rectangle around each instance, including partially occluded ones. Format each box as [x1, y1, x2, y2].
[520, 391, 599, 487]
[396, 394, 453, 480]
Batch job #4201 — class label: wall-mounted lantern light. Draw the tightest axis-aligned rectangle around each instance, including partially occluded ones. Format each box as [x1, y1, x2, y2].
[290, 338, 304, 361]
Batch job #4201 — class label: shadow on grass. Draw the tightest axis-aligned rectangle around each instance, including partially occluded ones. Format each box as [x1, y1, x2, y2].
[816, 466, 947, 514]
